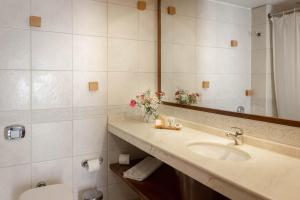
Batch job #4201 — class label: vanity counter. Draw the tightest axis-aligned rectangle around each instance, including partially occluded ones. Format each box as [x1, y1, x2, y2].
[108, 118, 300, 200]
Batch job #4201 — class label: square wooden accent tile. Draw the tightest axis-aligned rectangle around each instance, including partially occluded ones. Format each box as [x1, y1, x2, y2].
[30, 16, 41, 27]
[89, 82, 99, 91]
[137, 1, 146, 10]
[245, 90, 253, 96]
[231, 40, 238, 47]
[202, 81, 210, 89]
[168, 6, 176, 15]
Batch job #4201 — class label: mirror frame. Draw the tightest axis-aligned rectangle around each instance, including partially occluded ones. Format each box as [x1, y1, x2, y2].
[157, 0, 300, 128]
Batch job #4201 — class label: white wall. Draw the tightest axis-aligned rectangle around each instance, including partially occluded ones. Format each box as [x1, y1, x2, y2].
[161, 0, 251, 113]
[251, 5, 276, 116]
[0, 0, 157, 199]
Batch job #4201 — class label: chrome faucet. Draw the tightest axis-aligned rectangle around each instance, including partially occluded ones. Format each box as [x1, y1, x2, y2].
[225, 127, 244, 145]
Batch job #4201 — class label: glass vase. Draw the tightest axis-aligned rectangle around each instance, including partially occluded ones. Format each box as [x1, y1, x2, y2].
[143, 112, 154, 123]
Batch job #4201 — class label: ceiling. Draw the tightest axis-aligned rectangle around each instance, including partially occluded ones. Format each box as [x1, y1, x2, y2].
[216, 0, 300, 8]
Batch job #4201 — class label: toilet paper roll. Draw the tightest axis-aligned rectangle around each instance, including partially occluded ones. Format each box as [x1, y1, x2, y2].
[87, 159, 100, 173]
[119, 154, 130, 165]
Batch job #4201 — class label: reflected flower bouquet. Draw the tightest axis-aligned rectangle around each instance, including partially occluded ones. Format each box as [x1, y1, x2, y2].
[130, 90, 164, 122]
[175, 89, 200, 105]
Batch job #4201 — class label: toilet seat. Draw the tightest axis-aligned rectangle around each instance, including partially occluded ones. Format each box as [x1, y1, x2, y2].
[19, 184, 73, 200]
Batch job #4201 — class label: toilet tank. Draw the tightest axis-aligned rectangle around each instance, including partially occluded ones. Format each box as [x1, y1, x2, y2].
[19, 184, 73, 200]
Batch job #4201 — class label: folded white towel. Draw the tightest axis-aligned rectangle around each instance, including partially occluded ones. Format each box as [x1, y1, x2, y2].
[123, 156, 163, 181]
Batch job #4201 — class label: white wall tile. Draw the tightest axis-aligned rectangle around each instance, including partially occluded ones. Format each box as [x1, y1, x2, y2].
[0, 164, 31, 200]
[73, 0, 107, 36]
[31, 108, 73, 123]
[31, 31, 72, 70]
[31, 158, 73, 187]
[196, 46, 216, 74]
[173, 44, 196, 73]
[0, 123, 31, 167]
[174, 0, 197, 17]
[108, 4, 138, 39]
[138, 73, 157, 92]
[73, 106, 107, 120]
[139, 10, 157, 41]
[73, 152, 107, 192]
[0, 70, 30, 111]
[108, 38, 138, 72]
[0, 0, 29, 29]
[0, 110, 31, 124]
[161, 13, 174, 42]
[252, 6, 268, 26]
[173, 15, 196, 44]
[73, 117, 107, 155]
[32, 121, 73, 162]
[73, 35, 107, 71]
[73, 72, 107, 107]
[196, 19, 216, 46]
[32, 71, 72, 110]
[0, 28, 30, 70]
[108, 72, 139, 105]
[196, 0, 216, 20]
[31, 0, 72, 33]
[252, 49, 267, 74]
[138, 41, 157, 72]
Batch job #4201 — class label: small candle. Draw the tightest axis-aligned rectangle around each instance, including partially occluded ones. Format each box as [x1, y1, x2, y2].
[155, 119, 162, 126]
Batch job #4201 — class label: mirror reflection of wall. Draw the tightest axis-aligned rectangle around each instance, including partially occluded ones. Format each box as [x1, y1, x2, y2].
[161, 0, 300, 121]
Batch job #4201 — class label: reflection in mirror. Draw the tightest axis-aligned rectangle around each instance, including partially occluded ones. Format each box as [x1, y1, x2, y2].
[160, 0, 300, 121]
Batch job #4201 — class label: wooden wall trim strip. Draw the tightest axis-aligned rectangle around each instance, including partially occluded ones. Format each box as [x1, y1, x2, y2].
[158, 0, 162, 92]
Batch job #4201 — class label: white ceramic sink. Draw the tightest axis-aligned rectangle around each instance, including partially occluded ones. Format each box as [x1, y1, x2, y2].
[187, 142, 251, 162]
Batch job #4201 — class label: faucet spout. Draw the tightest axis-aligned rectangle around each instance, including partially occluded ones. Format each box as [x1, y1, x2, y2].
[225, 127, 244, 145]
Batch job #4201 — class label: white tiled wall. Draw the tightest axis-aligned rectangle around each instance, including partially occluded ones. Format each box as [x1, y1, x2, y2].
[251, 5, 276, 116]
[161, 0, 251, 113]
[0, 0, 157, 199]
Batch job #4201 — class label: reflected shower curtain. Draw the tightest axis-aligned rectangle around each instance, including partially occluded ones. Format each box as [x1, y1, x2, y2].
[272, 13, 300, 120]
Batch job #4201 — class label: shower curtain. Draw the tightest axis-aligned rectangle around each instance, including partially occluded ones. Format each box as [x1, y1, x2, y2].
[272, 13, 300, 121]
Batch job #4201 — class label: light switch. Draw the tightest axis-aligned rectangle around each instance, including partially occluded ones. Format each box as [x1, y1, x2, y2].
[89, 82, 99, 91]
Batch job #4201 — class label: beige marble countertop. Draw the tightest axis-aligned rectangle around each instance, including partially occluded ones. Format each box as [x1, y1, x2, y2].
[108, 117, 300, 200]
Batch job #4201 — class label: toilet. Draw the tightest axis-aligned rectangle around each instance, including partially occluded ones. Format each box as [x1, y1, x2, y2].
[19, 184, 73, 200]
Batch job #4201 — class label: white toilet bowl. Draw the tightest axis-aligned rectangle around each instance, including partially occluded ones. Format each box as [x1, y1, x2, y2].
[19, 184, 73, 200]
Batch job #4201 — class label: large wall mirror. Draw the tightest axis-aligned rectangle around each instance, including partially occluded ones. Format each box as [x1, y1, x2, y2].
[158, 0, 300, 127]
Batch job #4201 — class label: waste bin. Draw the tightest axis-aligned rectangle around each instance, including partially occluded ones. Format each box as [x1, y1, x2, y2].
[82, 189, 103, 200]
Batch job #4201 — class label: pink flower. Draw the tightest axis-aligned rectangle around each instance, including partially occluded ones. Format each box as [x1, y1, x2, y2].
[130, 99, 137, 108]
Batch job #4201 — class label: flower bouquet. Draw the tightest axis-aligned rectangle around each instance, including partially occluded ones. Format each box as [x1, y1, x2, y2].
[175, 89, 200, 105]
[130, 90, 164, 122]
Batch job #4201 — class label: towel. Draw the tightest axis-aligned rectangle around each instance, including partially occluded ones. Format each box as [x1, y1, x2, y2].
[123, 156, 163, 181]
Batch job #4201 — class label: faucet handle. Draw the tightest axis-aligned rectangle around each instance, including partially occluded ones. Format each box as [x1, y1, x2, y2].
[225, 127, 244, 145]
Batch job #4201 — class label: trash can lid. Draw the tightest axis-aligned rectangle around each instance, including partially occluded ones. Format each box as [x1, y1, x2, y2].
[82, 189, 103, 200]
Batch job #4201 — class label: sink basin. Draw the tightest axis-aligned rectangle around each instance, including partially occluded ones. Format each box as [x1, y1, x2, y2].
[187, 142, 251, 162]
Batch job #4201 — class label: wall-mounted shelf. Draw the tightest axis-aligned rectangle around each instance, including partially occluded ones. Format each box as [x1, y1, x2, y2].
[110, 160, 181, 200]
[110, 159, 229, 200]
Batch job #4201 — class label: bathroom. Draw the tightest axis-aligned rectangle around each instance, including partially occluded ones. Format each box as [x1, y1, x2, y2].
[1, 0, 300, 199]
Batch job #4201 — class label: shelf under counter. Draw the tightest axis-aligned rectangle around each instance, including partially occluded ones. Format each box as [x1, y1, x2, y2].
[109, 159, 229, 200]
